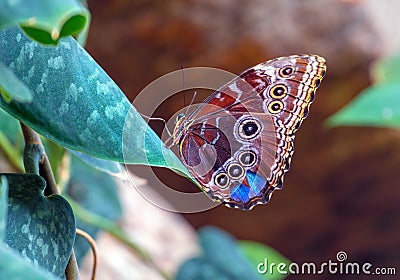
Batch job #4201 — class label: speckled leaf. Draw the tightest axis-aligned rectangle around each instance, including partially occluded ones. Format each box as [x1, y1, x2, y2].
[0, 245, 57, 280]
[176, 226, 261, 280]
[1, 173, 75, 278]
[0, 176, 7, 242]
[1, 177, 55, 279]
[0, 62, 33, 102]
[239, 241, 290, 280]
[327, 83, 400, 128]
[0, 26, 189, 176]
[64, 154, 122, 263]
[0, 0, 90, 45]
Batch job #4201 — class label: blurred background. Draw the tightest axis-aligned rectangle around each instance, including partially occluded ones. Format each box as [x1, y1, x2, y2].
[82, 0, 400, 279]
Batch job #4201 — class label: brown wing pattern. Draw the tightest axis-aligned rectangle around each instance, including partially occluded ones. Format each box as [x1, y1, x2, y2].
[176, 55, 326, 210]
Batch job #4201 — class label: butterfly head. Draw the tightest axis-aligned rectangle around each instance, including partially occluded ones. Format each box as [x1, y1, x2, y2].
[172, 113, 187, 145]
[176, 113, 185, 122]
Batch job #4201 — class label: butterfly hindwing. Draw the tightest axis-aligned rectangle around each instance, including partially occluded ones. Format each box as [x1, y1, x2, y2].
[175, 54, 326, 210]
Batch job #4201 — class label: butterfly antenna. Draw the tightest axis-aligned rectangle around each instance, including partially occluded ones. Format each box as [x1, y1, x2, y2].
[139, 112, 173, 138]
[179, 64, 195, 120]
[180, 65, 186, 107]
[183, 90, 197, 118]
[167, 140, 175, 149]
[180, 64, 197, 116]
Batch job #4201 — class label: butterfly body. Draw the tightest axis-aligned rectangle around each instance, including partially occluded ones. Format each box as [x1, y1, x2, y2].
[174, 55, 326, 210]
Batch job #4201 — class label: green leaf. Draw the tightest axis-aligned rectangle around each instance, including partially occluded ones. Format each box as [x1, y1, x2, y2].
[239, 241, 290, 280]
[1, 177, 55, 279]
[0, 107, 23, 145]
[0, 176, 7, 242]
[0, 109, 24, 171]
[327, 83, 400, 128]
[0, 62, 33, 102]
[0, 245, 57, 280]
[69, 149, 127, 179]
[0, 26, 189, 177]
[65, 196, 151, 265]
[64, 154, 122, 263]
[176, 226, 261, 280]
[41, 138, 66, 181]
[1, 173, 75, 278]
[372, 53, 400, 84]
[0, 0, 90, 45]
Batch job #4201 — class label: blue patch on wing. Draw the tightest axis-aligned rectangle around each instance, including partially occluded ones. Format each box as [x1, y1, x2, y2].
[230, 171, 267, 203]
[230, 183, 250, 203]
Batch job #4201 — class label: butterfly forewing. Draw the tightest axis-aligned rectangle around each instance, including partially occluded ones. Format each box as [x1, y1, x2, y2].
[175, 54, 326, 210]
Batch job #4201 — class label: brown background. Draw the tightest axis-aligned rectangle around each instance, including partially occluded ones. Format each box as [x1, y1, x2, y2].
[85, 1, 400, 279]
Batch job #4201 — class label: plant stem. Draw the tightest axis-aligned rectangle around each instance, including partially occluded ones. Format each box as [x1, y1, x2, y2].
[76, 228, 97, 280]
[66, 250, 80, 280]
[20, 123, 58, 195]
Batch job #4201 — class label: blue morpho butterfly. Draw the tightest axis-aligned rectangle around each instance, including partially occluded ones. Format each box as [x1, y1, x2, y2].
[168, 55, 326, 210]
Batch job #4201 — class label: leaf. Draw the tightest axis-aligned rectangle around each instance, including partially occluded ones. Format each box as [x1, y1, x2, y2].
[1, 173, 75, 278]
[0, 245, 57, 280]
[1, 177, 56, 279]
[69, 149, 127, 180]
[0, 0, 90, 45]
[41, 138, 66, 181]
[0, 107, 23, 145]
[0, 26, 189, 177]
[64, 154, 122, 263]
[0, 62, 33, 102]
[239, 241, 290, 280]
[176, 226, 261, 280]
[327, 83, 400, 128]
[0, 109, 24, 171]
[372, 53, 400, 84]
[0, 176, 7, 242]
[65, 196, 151, 264]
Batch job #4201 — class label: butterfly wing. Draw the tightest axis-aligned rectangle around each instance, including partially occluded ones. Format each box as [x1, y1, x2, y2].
[177, 54, 326, 210]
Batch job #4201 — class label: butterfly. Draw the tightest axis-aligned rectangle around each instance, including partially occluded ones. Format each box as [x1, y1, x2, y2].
[172, 55, 326, 210]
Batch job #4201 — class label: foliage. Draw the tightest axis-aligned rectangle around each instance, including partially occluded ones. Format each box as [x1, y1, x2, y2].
[0, 1, 188, 277]
[176, 226, 289, 280]
[0, 1, 127, 278]
[0, 26, 187, 176]
[0, 0, 89, 45]
[240, 240, 290, 280]
[65, 155, 122, 263]
[0, 1, 295, 279]
[3, 174, 75, 277]
[328, 53, 400, 128]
